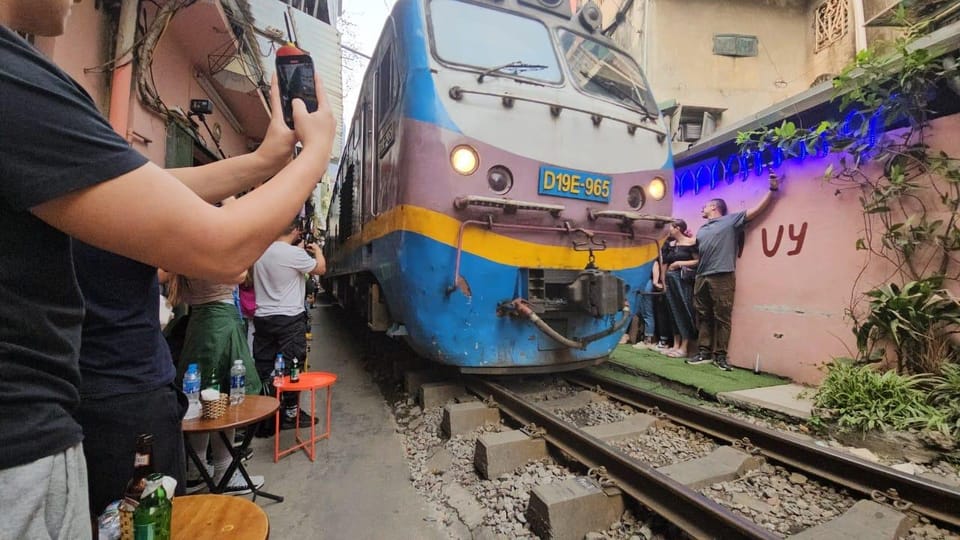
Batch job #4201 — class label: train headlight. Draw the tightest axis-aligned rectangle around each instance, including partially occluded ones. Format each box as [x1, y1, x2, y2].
[487, 166, 513, 194]
[451, 145, 479, 175]
[627, 185, 645, 210]
[648, 177, 666, 201]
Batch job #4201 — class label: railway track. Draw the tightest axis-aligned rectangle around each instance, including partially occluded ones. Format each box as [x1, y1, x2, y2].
[566, 370, 960, 530]
[453, 374, 960, 539]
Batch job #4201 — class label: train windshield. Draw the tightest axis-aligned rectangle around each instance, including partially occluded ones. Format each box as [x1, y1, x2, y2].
[556, 29, 657, 117]
[429, 0, 563, 84]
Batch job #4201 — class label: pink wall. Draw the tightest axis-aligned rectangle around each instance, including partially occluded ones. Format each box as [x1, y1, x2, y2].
[48, 2, 257, 166]
[673, 114, 960, 384]
[129, 4, 253, 164]
[44, 2, 112, 110]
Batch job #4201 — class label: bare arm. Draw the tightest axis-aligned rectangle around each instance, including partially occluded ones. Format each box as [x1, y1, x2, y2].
[31, 76, 336, 282]
[668, 255, 699, 270]
[745, 175, 780, 222]
[167, 152, 284, 204]
[306, 244, 326, 276]
[166, 75, 298, 203]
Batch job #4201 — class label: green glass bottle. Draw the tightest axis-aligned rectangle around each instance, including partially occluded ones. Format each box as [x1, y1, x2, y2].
[290, 357, 300, 383]
[133, 473, 171, 540]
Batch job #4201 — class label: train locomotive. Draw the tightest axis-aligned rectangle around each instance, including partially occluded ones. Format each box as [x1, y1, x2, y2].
[324, 0, 673, 373]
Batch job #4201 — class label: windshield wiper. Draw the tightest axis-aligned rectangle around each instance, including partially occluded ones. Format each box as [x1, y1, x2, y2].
[581, 70, 656, 121]
[478, 60, 548, 83]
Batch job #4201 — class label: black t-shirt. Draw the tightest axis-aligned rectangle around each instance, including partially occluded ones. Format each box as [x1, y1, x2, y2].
[73, 242, 175, 400]
[0, 27, 149, 470]
[663, 241, 698, 267]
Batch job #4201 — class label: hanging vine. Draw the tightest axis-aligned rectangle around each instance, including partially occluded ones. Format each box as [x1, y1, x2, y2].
[134, 0, 196, 129]
[737, 20, 960, 375]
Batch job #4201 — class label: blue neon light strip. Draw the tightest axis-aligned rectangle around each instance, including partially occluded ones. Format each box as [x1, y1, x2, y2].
[674, 107, 882, 197]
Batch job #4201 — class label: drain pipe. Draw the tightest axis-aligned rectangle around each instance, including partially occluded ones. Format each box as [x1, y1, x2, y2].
[108, 0, 139, 138]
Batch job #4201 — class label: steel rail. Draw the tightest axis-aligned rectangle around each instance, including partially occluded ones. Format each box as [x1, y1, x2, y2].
[465, 377, 779, 540]
[568, 370, 960, 528]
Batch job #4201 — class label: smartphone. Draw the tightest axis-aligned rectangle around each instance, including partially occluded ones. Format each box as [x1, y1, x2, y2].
[276, 44, 319, 129]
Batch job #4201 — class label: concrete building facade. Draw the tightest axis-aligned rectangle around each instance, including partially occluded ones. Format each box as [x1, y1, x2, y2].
[31, 0, 342, 176]
[591, 0, 914, 153]
[670, 21, 960, 384]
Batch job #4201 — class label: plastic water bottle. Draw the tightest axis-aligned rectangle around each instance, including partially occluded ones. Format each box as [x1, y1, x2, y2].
[273, 353, 285, 388]
[229, 359, 245, 405]
[183, 364, 201, 420]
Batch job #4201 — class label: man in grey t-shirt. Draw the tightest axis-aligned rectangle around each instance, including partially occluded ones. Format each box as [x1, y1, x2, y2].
[253, 220, 326, 429]
[686, 176, 780, 370]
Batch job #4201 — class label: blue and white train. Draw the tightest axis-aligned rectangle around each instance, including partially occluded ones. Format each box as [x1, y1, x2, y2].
[324, 0, 673, 373]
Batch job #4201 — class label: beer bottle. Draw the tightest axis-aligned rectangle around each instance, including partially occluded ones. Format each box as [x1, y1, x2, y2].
[119, 434, 155, 540]
[290, 357, 300, 383]
[122, 434, 155, 509]
[133, 473, 171, 540]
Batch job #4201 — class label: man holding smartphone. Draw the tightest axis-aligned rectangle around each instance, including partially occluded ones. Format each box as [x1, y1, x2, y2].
[0, 0, 335, 537]
[252, 221, 326, 432]
[277, 42, 319, 129]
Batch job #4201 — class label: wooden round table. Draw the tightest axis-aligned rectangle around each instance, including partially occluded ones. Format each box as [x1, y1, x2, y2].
[181, 394, 278, 433]
[172, 494, 268, 539]
[182, 395, 283, 502]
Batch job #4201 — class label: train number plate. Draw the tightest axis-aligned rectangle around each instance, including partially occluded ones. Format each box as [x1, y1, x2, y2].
[537, 165, 612, 203]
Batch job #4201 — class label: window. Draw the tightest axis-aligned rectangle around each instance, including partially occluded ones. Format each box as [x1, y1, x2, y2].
[375, 46, 398, 124]
[557, 29, 657, 116]
[814, 0, 849, 53]
[429, 0, 563, 84]
[674, 105, 724, 143]
[712, 34, 758, 57]
[279, 0, 329, 24]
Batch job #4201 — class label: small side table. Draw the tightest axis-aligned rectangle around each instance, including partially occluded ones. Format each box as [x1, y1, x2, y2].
[274, 372, 337, 462]
[172, 494, 268, 539]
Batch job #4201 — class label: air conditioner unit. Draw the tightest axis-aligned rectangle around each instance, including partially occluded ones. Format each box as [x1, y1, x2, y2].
[679, 122, 702, 142]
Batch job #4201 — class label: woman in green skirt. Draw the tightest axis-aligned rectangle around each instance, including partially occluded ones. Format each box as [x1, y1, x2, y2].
[169, 274, 263, 495]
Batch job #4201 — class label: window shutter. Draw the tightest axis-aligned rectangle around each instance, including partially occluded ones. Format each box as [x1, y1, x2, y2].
[713, 34, 758, 57]
[165, 122, 194, 168]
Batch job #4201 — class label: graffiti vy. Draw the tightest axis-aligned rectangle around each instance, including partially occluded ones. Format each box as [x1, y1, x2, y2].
[761, 223, 808, 257]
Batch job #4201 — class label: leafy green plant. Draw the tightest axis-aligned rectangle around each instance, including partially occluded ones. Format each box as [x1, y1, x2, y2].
[814, 359, 942, 433]
[853, 279, 960, 373]
[737, 22, 960, 374]
[930, 363, 960, 439]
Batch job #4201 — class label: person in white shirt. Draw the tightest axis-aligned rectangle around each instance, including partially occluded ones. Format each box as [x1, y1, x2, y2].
[252, 221, 325, 431]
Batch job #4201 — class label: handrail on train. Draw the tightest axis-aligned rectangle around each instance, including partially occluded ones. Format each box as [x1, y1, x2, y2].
[587, 209, 674, 228]
[453, 195, 565, 217]
[448, 86, 668, 141]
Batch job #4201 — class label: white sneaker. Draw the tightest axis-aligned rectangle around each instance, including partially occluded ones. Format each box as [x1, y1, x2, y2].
[185, 463, 214, 494]
[218, 470, 265, 496]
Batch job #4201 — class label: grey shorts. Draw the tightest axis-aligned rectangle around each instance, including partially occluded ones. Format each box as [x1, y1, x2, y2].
[0, 443, 90, 540]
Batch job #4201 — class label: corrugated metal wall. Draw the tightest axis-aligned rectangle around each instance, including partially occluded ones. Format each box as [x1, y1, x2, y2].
[249, 0, 345, 161]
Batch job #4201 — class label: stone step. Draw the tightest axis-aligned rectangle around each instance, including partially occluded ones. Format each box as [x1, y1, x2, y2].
[788, 500, 916, 540]
[404, 370, 447, 396]
[582, 414, 659, 442]
[419, 381, 467, 409]
[474, 429, 549, 479]
[656, 446, 763, 489]
[442, 401, 500, 437]
[526, 476, 625, 540]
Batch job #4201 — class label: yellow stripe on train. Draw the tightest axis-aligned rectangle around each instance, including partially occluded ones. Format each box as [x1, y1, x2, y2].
[334, 205, 659, 271]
